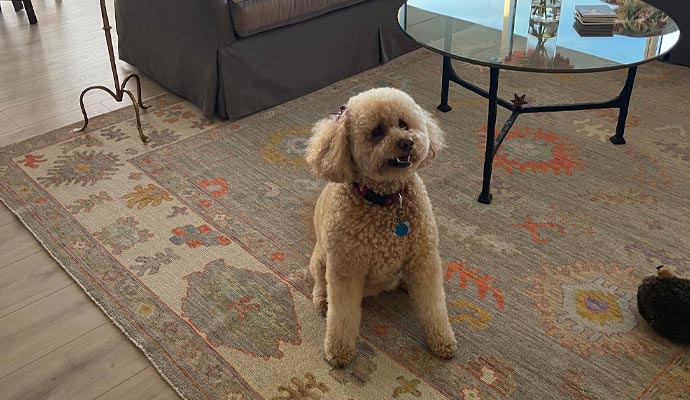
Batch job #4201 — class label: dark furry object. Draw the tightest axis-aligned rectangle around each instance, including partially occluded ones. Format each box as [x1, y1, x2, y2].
[637, 266, 690, 344]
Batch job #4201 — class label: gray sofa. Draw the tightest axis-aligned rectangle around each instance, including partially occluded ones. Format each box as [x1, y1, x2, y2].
[115, 0, 418, 120]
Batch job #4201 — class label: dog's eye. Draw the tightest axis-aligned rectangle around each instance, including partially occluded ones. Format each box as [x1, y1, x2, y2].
[398, 119, 409, 130]
[371, 126, 384, 138]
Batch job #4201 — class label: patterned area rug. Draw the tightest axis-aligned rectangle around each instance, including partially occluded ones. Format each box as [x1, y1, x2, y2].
[1, 49, 689, 399]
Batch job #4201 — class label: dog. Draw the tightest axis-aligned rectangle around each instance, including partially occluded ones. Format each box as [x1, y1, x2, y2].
[305, 87, 457, 367]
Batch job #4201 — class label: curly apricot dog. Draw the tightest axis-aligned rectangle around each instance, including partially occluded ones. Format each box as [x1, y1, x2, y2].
[306, 87, 457, 367]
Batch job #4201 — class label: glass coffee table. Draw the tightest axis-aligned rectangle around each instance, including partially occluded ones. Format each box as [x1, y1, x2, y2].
[398, 0, 679, 204]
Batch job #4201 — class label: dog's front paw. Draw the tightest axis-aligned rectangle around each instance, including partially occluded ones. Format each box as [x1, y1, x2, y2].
[428, 332, 457, 360]
[324, 339, 356, 368]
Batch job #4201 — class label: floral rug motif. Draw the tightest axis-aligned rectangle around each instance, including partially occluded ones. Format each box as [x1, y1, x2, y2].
[1, 49, 689, 399]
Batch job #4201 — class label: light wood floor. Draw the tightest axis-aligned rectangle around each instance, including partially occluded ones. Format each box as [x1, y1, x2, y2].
[1, 1, 180, 399]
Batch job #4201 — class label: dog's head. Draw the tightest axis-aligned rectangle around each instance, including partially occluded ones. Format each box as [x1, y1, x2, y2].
[306, 88, 445, 183]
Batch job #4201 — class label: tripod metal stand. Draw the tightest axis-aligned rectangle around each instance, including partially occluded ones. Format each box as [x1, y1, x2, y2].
[73, 0, 150, 142]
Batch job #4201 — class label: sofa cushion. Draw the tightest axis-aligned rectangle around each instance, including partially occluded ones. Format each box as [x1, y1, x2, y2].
[229, 0, 366, 37]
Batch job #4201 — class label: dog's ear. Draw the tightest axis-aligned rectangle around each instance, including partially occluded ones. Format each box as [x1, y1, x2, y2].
[420, 110, 446, 168]
[306, 117, 354, 183]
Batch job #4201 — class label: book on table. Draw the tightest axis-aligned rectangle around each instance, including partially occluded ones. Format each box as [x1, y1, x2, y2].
[574, 5, 615, 37]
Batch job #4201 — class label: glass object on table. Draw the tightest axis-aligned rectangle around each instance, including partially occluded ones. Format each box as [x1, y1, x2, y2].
[530, 0, 562, 23]
[525, 2, 563, 68]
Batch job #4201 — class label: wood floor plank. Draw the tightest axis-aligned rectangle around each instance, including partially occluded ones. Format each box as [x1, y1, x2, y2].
[0, 63, 132, 112]
[0, 110, 19, 135]
[0, 251, 73, 318]
[3, 13, 110, 51]
[0, 323, 153, 400]
[0, 203, 16, 227]
[0, 220, 42, 269]
[94, 366, 180, 400]
[2, 9, 119, 68]
[3, 78, 121, 127]
[13, 18, 117, 61]
[0, 283, 108, 378]
[0, 47, 112, 91]
[0, 103, 110, 146]
[0, 48, 32, 72]
[10, 32, 113, 65]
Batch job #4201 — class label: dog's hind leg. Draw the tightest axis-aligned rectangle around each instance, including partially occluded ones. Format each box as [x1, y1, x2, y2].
[309, 244, 328, 316]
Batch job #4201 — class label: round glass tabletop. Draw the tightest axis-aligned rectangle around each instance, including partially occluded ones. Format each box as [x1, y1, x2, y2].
[397, 0, 680, 73]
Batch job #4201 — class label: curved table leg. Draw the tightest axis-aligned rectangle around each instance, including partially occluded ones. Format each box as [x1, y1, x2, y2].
[478, 67, 500, 205]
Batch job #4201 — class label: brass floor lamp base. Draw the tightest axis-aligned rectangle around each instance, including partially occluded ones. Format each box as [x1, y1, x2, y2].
[73, 74, 151, 143]
[73, 0, 150, 143]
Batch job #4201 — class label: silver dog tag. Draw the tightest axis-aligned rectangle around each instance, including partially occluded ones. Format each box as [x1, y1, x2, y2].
[393, 194, 410, 237]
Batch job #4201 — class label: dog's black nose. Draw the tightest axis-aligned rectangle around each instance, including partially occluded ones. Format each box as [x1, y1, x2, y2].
[398, 138, 414, 152]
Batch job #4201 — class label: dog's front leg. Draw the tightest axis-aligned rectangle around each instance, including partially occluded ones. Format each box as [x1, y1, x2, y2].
[309, 244, 328, 316]
[324, 269, 364, 367]
[404, 252, 457, 359]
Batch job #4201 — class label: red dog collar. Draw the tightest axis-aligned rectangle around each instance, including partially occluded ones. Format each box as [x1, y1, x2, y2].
[352, 182, 403, 207]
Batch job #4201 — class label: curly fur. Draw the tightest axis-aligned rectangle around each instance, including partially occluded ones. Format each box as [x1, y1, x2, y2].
[637, 267, 690, 344]
[305, 88, 456, 367]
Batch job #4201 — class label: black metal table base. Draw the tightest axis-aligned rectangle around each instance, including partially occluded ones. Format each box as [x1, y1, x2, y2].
[437, 56, 637, 204]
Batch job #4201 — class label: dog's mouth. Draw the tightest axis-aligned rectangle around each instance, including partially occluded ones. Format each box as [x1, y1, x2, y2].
[387, 155, 413, 168]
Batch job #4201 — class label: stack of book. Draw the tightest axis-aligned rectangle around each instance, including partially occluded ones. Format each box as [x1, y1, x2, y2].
[574, 5, 615, 37]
